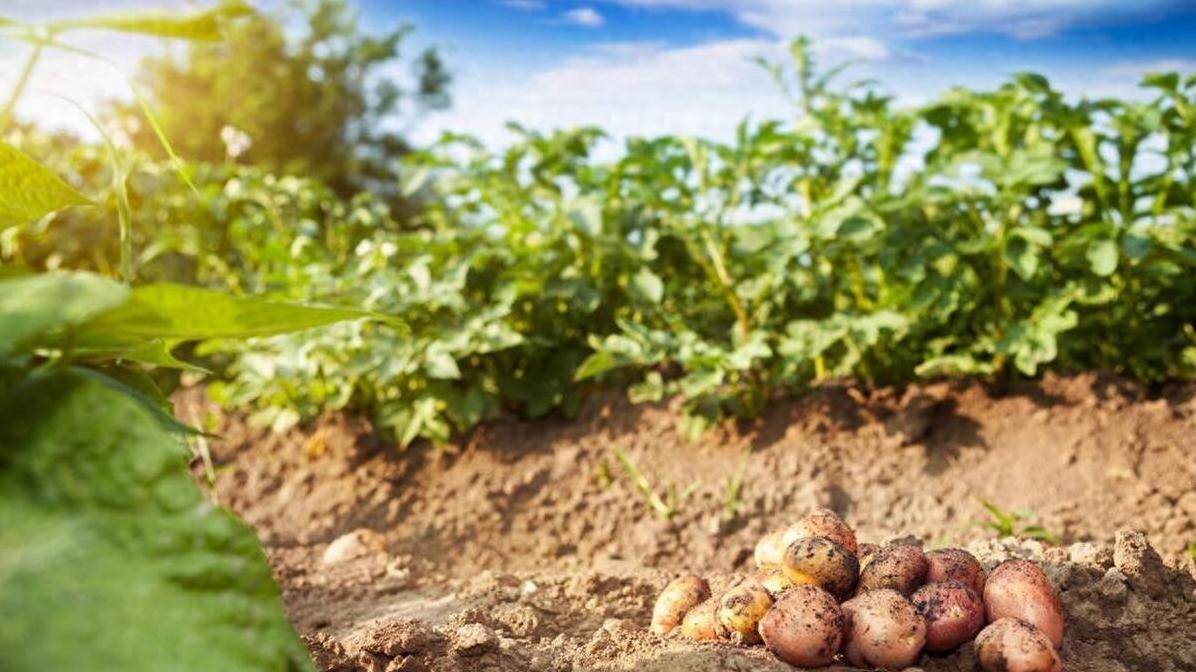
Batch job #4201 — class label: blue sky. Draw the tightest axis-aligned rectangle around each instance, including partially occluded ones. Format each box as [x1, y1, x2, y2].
[3, 0, 1196, 146]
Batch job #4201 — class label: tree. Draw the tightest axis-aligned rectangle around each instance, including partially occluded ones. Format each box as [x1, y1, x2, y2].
[113, 0, 450, 202]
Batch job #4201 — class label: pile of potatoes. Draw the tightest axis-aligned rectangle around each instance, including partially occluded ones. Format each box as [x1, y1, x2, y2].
[650, 509, 1065, 671]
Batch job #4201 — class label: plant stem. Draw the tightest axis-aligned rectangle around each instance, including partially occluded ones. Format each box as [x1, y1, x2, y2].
[0, 40, 44, 131]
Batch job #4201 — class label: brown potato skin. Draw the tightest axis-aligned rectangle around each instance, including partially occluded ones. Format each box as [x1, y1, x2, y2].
[926, 548, 987, 596]
[840, 589, 927, 670]
[781, 536, 860, 600]
[984, 559, 1065, 648]
[975, 618, 1063, 672]
[759, 585, 844, 668]
[857, 544, 929, 596]
[858, 542, 880, 566]
[679, 598, 719, 641]
[650, 575, 711, 636]
[790, 508, 859, 556]
[911, 580, 985, 651]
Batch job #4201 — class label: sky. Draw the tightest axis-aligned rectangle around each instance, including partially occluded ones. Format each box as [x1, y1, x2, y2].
[3, 0, 1196, 148]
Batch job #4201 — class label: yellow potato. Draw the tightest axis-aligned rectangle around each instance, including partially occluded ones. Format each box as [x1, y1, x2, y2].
[781, 536, 859, 600]
[679, 597, 720, 641]
[650, 574, 711, 636]
[716, 582, 773, 645]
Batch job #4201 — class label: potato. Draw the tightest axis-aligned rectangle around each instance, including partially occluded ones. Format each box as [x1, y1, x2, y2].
[857, 544, 929, 596]
[650, 575, 711, 636]
[759, 585, 844, 667]
[752, 566, 795, 597]
[911, 580, 985, 651]
[926, 547, 987, 595]
[781, 536, 859, 599]
[716, 582, 773, 645]
[790, 508, 859, 556]
[858, 542, 880, 566]
[755, 508, 858, 568]
[679, 597, 720, 641]
[754, 529, 789, 568]
[840, 588, 927, 670]
[975, 618, 1063, 672]
[983, 559, 1064, 648]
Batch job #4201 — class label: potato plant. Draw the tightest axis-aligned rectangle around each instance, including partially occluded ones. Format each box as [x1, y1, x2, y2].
[6, 41, 1196, 447]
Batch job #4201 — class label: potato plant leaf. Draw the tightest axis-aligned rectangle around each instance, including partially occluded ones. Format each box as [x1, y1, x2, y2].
[81, 282, 384, 341]
[0, 141, 92, 231]
[0, 272, 127, 359]
[0, 371, 313, 671]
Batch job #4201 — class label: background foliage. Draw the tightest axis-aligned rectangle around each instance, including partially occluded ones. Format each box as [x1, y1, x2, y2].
[109, 0, 450, 205]
[10, 41, 1195, 445]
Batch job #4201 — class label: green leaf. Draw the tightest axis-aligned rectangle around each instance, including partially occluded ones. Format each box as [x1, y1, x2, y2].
[1087, 238, 1119, 277]
[81, 283, 380, 341]
[424, 345, 460, 379]
[0, 272, 128, 358]
[628, 371, 665, 403]
[1012, 226, 1053, 247]
[574, 350, 618, 381]
[0, 371, 313, 671]
[630, 267, 664, 304]
[566, 197, 602, 237]
[48, 1, 254, 41]
[1141, 72, 1180, 93]
[1003, 236, 1040, 281]
[0, 141, 92, 230]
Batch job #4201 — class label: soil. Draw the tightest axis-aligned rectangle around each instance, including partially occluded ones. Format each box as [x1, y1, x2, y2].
[181, 372, 1196, 671]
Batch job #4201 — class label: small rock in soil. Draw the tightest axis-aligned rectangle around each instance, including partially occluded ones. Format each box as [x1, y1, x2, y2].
[450, 623, 497, 657]
[322, 528, 386, 566]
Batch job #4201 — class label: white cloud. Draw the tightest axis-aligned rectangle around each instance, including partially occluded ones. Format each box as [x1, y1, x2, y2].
[562, 7, 606, 27]
[602, 0, 1182, 40]
[418, 36, 900, 149]
[420, 39, 786, 148]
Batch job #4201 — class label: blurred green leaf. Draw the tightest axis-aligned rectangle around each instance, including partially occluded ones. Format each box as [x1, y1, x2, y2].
[0, 371, 313, 671]
[0, 141, 92, 230]
[81, 283, 380, 341]
[0, 273, 127, 359]
[1087, 238, 1119, 276]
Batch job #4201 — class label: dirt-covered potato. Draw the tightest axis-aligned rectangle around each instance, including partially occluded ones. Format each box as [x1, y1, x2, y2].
[791, 508, 859, 556]
[911, 580, 985, 651]
[754, 529, 789, 568]
[650, 575, 711, 636]
[975, 618, 1063, 672]
[841, 588, 927, 670]
[781, 536, 859, 599]
[984, 559, 1064, 648]
[926, 547, 987, 595]
[679, 597, 719, 641]
[759, 585, 844, 667]
[857, 544, 929, 596]
[716, 582, 773, 645]
[752, 566, 795, 597]
[754, 509, 858, 568]
[858, 542, 880, 567]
